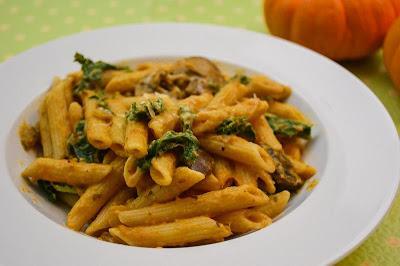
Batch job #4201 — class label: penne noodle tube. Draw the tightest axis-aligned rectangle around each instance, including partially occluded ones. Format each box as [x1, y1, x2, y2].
[123, 155, 145, 188]
[282, 139, 302, 161]
[21, 158, 112, 186]
[191, 173, 221, 192]
[199, 135, 275, 173]
[233, 162, 276, 194]
[66, 157, 126, 231]
[148, 96, 179, 139]
[124, 120, 148, 157]
[268, 101, 311, 124]
[193, 98, 268, 135]
[135, 175, 156, 196]
[149, 152, 176, 186]
[128, 167, 205, 209]
[98, 231, 125, 244]
[254, 190, 290, 218]
[85, 188, 134, 235]
[289, 158, 316, 180]
[215, 209, 272, 234]
[105, 70, 151, 93]
[46, 78, 73, 159]
[101, 70, 126, 86]
[107, 205, 130, 228]
[179, 93, 213, 112]
[252, 115, 282, 151]
[83, 91, 112, 150]
[109, 216, 232, 247]
[206, 82, 250, 109]
[119, 185, 269, 227]
[39, 99, 53, 158]
[249, 75, 291, 100]
[68, 101, 83, 130]
[212, 156, 235, 187]
[108, 99, 129, 157]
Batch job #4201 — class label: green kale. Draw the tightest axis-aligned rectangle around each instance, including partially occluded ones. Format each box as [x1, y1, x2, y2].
[37, 180, 57, 202]
[207, 82, 221, 94]
[230, 74, 251, 85]
[137, 130, 199, 171]
[89, 90, 113, 114]
[264, 146, 303, 191]
[126, 97, 164, 121]
[67, 120, 105, 163]
[216, 116, 256, 141]
[37, 180, 77, 202]
[179, 105, 195, 131]
[73, 52, 126, 95]
[265, 113, 311, 139]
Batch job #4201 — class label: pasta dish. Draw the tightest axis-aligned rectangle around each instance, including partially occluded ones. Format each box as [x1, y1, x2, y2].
[19, 54, 316, 247]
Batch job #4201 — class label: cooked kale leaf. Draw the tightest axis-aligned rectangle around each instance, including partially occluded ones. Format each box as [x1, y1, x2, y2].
[73, 52, 126, 95]
[179, 105, 195, 131]
[67, 120, 105, 163]
[137, 130, 199, 171]
[216, 116, 256, 141]
[89, 90, 113, 114]
[265, 113, 311, 139]
[126, 97, 164, 121]
[37, 180, 77, 202]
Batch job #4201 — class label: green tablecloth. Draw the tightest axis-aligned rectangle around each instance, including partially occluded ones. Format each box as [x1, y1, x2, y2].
[1, 1, 399, 265]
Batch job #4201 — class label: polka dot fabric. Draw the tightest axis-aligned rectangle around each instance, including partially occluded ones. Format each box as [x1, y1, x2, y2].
[0, 0, 399, 265]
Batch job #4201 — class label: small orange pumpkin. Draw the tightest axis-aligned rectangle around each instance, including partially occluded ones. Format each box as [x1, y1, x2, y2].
[384, 17, 400, 90]
[264, 0, 400, 61]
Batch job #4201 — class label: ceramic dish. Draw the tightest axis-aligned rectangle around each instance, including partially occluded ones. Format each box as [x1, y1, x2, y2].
[0, 23, 399, 266]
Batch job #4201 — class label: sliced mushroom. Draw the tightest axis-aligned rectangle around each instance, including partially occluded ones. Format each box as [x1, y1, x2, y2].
[190, 149, 214, 176]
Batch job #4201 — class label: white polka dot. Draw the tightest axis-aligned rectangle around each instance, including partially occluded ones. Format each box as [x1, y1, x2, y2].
[34, 0, 43, 7]
[71, 0, 80, 8]
[24, 15, 35, 23]
[40, 24, 51, 33]
[253, 0, 260, 6]
[195, 6, 205, 14]
[144, 1, 153, 7]
[9, 6, 19, 14]
[86, 8, 96, 16]
[15, 33, 26, 42]
[214, 15, 226, 23]
[64, 16, 75, 24]
[0, 24, 10, 32]
[3, 53, 14, 61]
[176, 15, 187, 22]
[157, 5, 168, 13]
[214, 0, 224, 5]
[103, 16, 115, 24]
[110, 0, 118, 8]
[233, 7, 243, 14]
[81, 25, 92, 32]
[125, 8, 135, 15]
[142, 16, 151, 22]
[48, 8, 58, 16]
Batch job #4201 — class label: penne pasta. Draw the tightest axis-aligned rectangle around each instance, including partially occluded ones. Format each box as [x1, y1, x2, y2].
[289, 158, 317, 180]
[85, 188, 134, 235]
[108, 98, 129, 157]
[128, 167, 205, 209]
[83, 91, 112, 150]
[206, 81, 250, 109]
[123, 155, 146, 188]
[179, 93, 213, 112]
[199, 135, 275, 173]
[124, 120, 148, 157]
[268, 101, 311, 124]
[21, 158, 112, 186]
[39, 99, 53, 158]
[252, 115, 282, 151]
[212, 156, 235, 187]
[105, 69, 151, 93]
[68, 101, 83, 130]
[149, 152, 176, 186]
[46, 78, 73, 159]
[148, 96, 179, 138]
[193, 98, 268, 135]
[66, 157, 126, 231]
[249, 75, 291, 100]
[191, 173, 221, 192]
[254, 190, 290, 218]
[109, 216, 232, 247]
[119, 185, 269, 226]
[215, 209, 272, 234]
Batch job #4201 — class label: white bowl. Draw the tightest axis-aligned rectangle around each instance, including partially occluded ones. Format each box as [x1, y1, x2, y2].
[0, 23, 398, 266]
